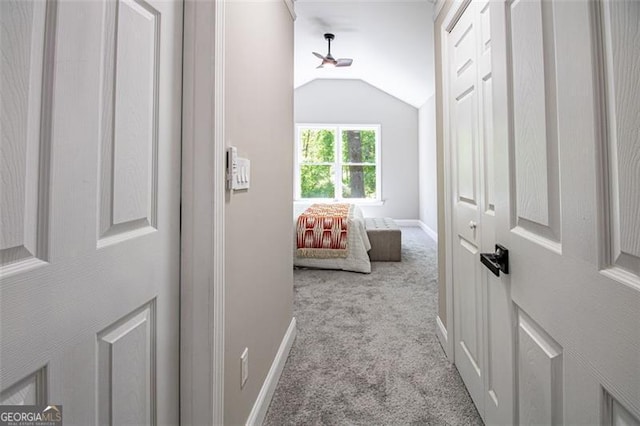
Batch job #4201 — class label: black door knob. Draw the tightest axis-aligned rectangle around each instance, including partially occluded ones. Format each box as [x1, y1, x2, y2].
[480, 244, 509, 277]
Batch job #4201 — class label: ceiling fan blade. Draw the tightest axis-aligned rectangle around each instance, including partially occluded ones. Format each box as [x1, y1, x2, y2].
[312, 52, 326, 60]
[336, 58, 353, 67]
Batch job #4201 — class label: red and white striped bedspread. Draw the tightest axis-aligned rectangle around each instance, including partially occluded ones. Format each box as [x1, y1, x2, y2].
[296, 203, 351, 258]
[293, 203, 372, 273]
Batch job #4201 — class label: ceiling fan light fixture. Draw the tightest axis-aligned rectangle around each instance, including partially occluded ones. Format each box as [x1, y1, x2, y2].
[312, 33, 352, 70]
[319, 61, 336, 69]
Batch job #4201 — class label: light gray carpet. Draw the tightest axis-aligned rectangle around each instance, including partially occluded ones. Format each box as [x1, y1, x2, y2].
[264, 227, 483, 425]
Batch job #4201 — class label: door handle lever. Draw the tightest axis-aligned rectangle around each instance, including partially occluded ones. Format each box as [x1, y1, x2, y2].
[480, 244, 509, 277]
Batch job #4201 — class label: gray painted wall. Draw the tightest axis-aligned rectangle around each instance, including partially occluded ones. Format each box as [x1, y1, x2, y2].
[295, 79, 419, 220]
[418, 96, 438, 233]
[224, 2, 294, 424]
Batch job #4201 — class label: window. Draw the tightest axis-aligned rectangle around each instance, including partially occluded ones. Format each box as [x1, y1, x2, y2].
[296, 125, 381, 201]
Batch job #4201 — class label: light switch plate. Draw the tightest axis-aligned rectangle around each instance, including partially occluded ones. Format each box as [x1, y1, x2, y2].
[235, 158, 250, 190]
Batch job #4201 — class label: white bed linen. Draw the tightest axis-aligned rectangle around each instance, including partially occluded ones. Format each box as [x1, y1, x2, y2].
[293, 204, 372, 273]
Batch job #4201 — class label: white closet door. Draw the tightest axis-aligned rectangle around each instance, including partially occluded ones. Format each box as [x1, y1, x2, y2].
[447, 1, 514, 423]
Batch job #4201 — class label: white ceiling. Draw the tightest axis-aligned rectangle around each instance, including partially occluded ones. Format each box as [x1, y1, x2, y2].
[294, 1, 436, 108]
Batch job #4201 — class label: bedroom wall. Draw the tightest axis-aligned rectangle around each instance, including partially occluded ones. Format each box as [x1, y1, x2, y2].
[295, 79, 419, 220]
[418, 95, 438, 236]
[224, 2, 294, 424]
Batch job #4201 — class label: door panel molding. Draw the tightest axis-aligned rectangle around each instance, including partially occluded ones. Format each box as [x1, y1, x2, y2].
[0, 366, 47, 406]
[516, 307, 563, 426]
[97, 301, 156, 426]
[455, 89, 478, 205]
[507, 0, 561, 251]
[484, 273, 502, 408]
[602, 389, 640, 426]
[0, 0, 56, 276]
[97, 0, 160, 248]
[457, 238, 481, 374]
[111, 0, 159, 228]
[481, 76, 494, 214]
[592, 0, 640, 289]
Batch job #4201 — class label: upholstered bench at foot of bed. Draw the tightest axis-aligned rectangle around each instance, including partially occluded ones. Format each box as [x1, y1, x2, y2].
[364, 217, 401, 262]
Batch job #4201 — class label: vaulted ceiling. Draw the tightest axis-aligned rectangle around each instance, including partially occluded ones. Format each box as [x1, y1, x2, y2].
[294, 0, 436, 108]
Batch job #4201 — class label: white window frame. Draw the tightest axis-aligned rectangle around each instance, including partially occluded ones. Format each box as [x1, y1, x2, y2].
[294, 124, 382, 203]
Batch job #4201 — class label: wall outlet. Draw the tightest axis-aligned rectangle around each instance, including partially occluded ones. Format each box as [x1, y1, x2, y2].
[240, 348, 249, 388]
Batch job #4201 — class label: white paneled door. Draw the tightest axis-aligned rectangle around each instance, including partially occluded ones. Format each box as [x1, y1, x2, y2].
[0, 0, 183, 423]
[446, 1, 513, 424]
[491, 0, 640, 424]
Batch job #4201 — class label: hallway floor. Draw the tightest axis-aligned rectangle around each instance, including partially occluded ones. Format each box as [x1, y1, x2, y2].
[264, 227, 482, 425]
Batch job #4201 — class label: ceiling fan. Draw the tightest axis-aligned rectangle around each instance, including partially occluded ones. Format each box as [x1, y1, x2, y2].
[312, 33, 353, 69]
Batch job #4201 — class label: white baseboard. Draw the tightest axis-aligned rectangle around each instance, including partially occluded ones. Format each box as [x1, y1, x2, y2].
[394, 220, 438, 243]
[417, 221, 438, 243]
[246, 317, 297, 426]
[394, 219, 421, 227]
[436, 315, 450, 360]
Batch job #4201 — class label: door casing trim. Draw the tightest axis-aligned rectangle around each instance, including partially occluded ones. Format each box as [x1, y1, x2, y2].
[180, 0, 225, 423]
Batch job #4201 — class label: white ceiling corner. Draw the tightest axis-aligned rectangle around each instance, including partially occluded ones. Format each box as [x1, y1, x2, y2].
[294, 0, 436, 108]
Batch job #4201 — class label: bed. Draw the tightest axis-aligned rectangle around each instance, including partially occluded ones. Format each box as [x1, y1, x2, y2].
[293, 203, 372, 273]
